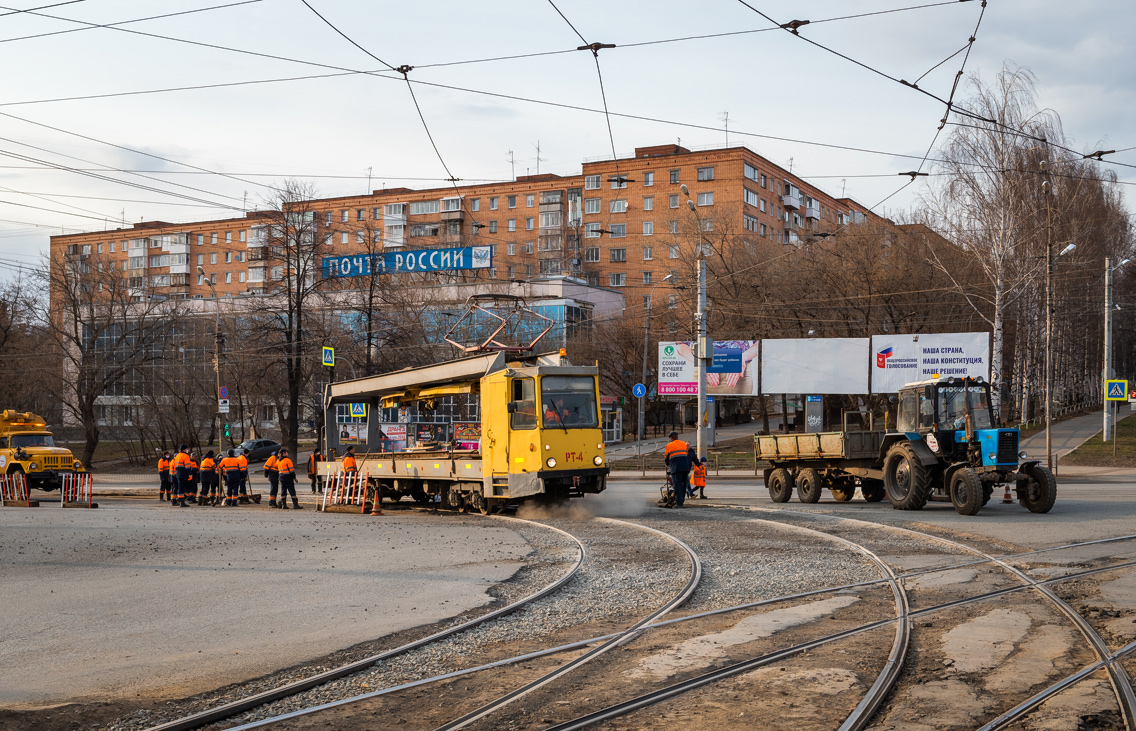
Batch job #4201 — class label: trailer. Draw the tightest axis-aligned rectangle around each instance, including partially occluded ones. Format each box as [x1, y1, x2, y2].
[754, 376, 1057, 516]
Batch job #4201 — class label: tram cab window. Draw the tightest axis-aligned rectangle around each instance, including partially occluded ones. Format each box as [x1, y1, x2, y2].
[897, 391, 917, 432]
[540, 376, 599, 428]
[510, 378, 537, 429]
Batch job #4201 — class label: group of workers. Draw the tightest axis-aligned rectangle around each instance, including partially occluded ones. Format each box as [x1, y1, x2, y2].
[663, 431, 708, 508]
[158, 444, 358, 508]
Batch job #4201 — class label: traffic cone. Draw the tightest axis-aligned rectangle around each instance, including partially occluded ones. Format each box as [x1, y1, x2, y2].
[1001, 482, 1014, 504]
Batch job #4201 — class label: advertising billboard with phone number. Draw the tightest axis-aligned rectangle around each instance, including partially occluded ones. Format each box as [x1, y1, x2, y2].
[658, 341, 760, 396]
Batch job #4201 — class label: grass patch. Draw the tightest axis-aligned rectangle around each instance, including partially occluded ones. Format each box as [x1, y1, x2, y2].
[1062, 411, 1136, 467]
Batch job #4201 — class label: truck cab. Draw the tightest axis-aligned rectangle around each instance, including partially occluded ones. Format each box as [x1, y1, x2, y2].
[0, 410, 85, 491]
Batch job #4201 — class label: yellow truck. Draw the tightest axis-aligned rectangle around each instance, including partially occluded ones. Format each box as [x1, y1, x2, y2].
[0, 410, 85, 491]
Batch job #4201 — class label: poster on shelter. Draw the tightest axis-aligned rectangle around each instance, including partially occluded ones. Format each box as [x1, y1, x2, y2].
[761, 339, 870, 395]
[378, 424, 407, 451]
[870, 332, 990, 393]
[658, 341, 759, 396]
[453, 422, 481, 450]
[337, 422, 362, 444]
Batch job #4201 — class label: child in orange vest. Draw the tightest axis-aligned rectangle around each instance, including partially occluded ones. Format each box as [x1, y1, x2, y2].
[692, 457, 707, 499]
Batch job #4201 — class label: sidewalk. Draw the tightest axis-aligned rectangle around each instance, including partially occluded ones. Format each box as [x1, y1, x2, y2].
[1020, 408, 1127, 459]
[606, 420, 763, 458]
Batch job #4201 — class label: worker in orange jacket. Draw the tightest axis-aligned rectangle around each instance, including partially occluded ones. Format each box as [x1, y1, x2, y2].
[218, 449, 243, 506]
[200, 451, 218, 505]
[170, 445, 193, 507]
[185, 452, 200, 504]
[265, 451, 280, 507]
[692, 457, 708, 499]
[663, 432, 692, 508]
[238, 449, 251, 504]
[307, 448, 324, 494]
[158, 451, 171, 501]
[276, 448, 300, 509]
[342, 446, 358, 474]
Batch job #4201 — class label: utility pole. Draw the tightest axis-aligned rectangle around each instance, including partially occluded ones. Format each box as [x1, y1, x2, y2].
[1105, 256, 1113, 442]
[1042, 158, 1053, 470]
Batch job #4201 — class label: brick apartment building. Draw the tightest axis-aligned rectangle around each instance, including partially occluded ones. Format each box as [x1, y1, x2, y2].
[51, 142, 888, 311]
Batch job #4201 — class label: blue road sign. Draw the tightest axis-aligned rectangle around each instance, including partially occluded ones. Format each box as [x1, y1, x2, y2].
[218, 386, 228, 399]
[350, 403, 367, 418]
[321, 245, 493, 278]
[1106, 379, 1128, 401]
[706, 396, 715, 403]
[322, 346, 335, 368]
[632, 383, 646, 398]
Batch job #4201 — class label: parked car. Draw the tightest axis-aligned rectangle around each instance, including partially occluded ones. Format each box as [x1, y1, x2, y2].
[237, 439, 282, 462]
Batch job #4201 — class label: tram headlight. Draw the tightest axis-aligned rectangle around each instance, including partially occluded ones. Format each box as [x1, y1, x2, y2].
[546, 457, 557, 468]
[593, 455, 603, 466]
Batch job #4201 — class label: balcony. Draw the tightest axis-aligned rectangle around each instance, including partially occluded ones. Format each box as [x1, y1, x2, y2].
[781, 193, 801, 210]
[440, 210, 464, 222]
[168, 263, 189, 275]
[805, 204, 820, 220]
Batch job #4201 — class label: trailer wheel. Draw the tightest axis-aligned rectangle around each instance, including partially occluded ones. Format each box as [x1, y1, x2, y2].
[767, 468, 794, 503]
[949, 467, 983, 515]
[1017, 465, 1057, 514]
[796, 468, 822, 503]
[883, 443, 930, 510]
[831, 486, 854, 502]
[861, 481, 885, 502]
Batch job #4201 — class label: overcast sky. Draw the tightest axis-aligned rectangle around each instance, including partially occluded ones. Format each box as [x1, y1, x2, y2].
[1, 0, 1132, 278]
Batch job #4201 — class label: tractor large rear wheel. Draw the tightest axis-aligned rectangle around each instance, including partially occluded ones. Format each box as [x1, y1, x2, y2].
[883, 443, 931, 510]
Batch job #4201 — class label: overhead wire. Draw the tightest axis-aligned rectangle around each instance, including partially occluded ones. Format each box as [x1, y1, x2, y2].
[0, 0, 262, 45]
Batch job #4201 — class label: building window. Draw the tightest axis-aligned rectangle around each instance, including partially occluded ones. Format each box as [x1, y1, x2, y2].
[643, 271, 652, 284]
[197, 254, 203, 265]
[357, 231, 365, 243]
[697, 166, 715, 182]
[744, 162, 760, 182]
[643, 171, 654, 186]
[670, 245, 680, 258]
[585, 246, 600, 262]
[468, 198, 479, 212]
[584, 175, 600, 190]
[489, 197, 498, 210]
[271, 266, 284, 281]
[197, 234, 204, 245]
[526, 194, 534, 207]
[508, 242, 516, 256]
[701, 219, 714, 232]
[643, 246, 653, 260]
[523, 241, 534, 254]
[760, 198, 767, 213]
[669, 169, 680, 184]
[211, 233, 218, 245]
[225, 272, 232, 283]
[489, 220, 498, 233]
[610, 176, 627, 190]
[643, 196, 653, 211]
[507, 219, 516, 232]
[210, 253, 217, 264]
[442, 197, 461, 212]
[373, 208, 382, 219]
[744, 214, 759, 232]
[341, 210, 349, 222]
[609, 272, 625, 287]
[539, 211, 561, 228]
[760, 223, 768, 236]
[697, 192, 714, 206]
[526, 264, 533, 277]
[341, 232, 349, 244]
[408, 200, 439, 215]
[610, 199, 627, 214]
[225, 251, 232, 263]
[643, 221, 654, 236]
[239, 271, 246, 282]
[324, 211, 332, 226]
[508, 195, 516, 208]
[609, 224, 626, 238]
[761, 174, 767, 188]
[584, 198, 601, 214]
[109, 242, 115, 252]
[610, 248, 626, 262]
[324, 234, 333, 246]
[490, 267, 498, 279]
[507, 265, 515, 278]
[239, 230, 246, 242]
[669, 221, 679, 234]
[384, 203, 404, 216]
[584, 222, 602, 238]
[744, 188, 760, 208]
[525, 217, 534, 231]
[670, 194, 679, 208]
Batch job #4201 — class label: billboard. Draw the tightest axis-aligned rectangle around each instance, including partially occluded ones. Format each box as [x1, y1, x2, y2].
[658, 341, 759, 396]
[321, 245, 492, 278]
[761, 338, 870, 395]
[870, 332, 990, 393]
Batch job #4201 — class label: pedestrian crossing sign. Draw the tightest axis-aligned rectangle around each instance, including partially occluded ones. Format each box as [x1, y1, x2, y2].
[1106, 379, 1128, 401]
[321, 346, 335, 368]
[350, 403, 367, 418]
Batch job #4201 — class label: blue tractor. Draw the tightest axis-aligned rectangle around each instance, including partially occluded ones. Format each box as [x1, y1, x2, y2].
[882, 376, 1056, 515]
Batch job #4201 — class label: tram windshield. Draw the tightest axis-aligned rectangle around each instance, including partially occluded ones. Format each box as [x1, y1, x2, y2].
[937, 384, 992, 430]
[540, 376, 599, 429]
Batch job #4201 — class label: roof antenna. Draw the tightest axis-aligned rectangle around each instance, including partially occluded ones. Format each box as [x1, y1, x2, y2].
[720, 110, 730, 147]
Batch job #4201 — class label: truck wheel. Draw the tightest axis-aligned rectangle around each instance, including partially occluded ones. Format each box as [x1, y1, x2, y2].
[861, 481, 885, 502]
[949, 468, 983, 516]
[831, 486, 854, 502]
[883, 443, 930, 510]
[1017, 465, 1057, 514]
[767, 468, 794, 503]
[796, 468, 822, 503]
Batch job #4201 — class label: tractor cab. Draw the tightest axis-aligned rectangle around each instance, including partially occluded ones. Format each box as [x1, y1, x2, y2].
[895, 376, 1020, 469]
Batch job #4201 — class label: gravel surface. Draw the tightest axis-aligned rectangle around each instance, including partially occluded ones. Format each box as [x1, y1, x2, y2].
[204, 516, 689, 728]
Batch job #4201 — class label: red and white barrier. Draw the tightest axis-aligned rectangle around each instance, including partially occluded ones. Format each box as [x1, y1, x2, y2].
[320, 470, 372, 514]
[0, 472, 30, 506]
[61, 473, 97, 508]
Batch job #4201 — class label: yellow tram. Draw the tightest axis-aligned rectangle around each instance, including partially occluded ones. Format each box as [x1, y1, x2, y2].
[321, 350, 608, 513]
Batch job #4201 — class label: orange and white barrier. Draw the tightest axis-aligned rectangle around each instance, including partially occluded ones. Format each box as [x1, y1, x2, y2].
[320, 470, 373, 514]
[0, 472, 32, 507]
[61, 473, 97, 508]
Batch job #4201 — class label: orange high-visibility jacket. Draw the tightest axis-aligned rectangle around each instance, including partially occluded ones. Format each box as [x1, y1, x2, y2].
[219, 455, 242, 472]
[158, 457, 170, 473]
[342, 454, 358, 472]
[276, 457, 295, 476]
[692, 463, 706, 487]
[264, 455, 278, 472]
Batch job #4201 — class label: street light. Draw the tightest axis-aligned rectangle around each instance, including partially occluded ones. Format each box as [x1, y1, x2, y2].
[638, 274, 674, 462]
[1104, 256, 1130, 446]
[198, 266, 224, 445]
[679, 183, 710, 458]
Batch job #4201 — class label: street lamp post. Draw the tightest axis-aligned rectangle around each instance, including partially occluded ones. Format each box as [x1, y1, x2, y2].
[638, 274, 674, 463]
[1104, 257, 1130, 445]
[1041, 160, 1054, 470]
[198, 266, 223, 445]
[680, 184, 709, 459]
